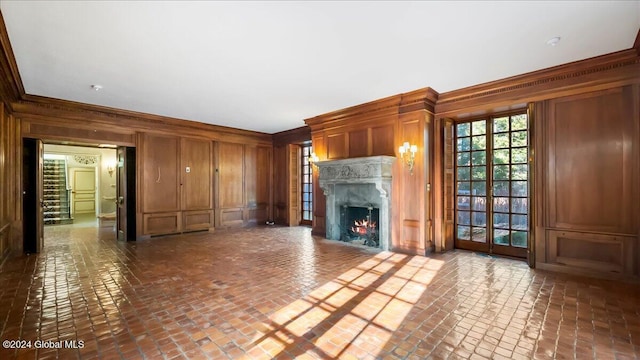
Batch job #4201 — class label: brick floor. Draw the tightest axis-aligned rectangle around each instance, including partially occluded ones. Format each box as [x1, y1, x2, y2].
[1, 224, 639, 359]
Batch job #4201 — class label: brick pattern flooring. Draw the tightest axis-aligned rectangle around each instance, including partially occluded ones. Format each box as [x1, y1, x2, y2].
[1, 224, 639, 359]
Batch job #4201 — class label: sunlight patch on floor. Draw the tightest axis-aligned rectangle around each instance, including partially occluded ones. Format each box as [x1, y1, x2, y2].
[243, 252, 444, 359]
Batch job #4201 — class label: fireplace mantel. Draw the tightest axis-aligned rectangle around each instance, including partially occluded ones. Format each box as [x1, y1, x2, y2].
[316, 156, 395, 250]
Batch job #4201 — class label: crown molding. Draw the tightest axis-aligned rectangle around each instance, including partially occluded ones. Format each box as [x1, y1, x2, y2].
[435, 48, 640, 117]
[0, 9, 24, 105]
[272, 126, 311, 146]
[305, 87, 438, 132]
[14, 95, 273, 144]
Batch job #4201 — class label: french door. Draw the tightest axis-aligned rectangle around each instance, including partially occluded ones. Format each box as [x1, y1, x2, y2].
[300, 143, 313, 225]
[454, 113, 529, 258]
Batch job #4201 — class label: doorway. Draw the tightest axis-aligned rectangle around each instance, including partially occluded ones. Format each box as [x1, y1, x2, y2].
[22, 140, 137, 253]
[454, 112, 530, 258]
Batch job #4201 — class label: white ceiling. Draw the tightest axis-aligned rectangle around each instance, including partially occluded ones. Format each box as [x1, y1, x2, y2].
[1, 1, 638, 134]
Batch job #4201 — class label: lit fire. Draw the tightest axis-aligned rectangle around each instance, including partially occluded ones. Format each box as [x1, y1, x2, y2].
[351, 219, 377, 235]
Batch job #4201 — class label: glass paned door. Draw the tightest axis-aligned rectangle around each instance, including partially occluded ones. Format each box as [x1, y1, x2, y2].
[491, 114, 528, 256]
[454, 113, 529, 258]
[301, 144, 313, 224]
[456, 120, 488, 248]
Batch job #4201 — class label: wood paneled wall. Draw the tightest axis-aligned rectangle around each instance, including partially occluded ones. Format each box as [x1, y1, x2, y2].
[0, 91, 272, 250]
[139, 134, 215, 236]
[434, 47, 640, 280]
[0, 101, 18, 263]
[305, 88, 438, 255]
[215, 142, 272, 227]
[534, 86, 639, 277]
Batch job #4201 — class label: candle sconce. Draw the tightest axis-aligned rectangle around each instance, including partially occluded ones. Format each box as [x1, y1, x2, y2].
[398, 142, 417, 175]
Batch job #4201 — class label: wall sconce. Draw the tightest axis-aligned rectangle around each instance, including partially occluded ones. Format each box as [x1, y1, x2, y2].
[398, 142, 417, 175]
[106, 162, 116, 177]
[309, 152, 319, 164]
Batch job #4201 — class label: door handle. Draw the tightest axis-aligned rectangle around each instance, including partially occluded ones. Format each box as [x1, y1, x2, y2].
[118, 196, 124, 204]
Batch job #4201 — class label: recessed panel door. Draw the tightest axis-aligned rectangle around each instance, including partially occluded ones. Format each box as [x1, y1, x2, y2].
[71, 168, 96, 215]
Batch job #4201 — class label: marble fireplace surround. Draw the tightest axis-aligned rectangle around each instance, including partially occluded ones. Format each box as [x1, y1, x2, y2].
[316, 156, 395, 251]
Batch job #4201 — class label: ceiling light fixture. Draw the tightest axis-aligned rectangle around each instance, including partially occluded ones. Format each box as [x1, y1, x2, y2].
[91, 84, 103, 91]
[546, 37, 561, 46]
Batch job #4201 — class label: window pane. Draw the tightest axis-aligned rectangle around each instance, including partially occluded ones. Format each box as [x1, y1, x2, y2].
[512, 181, 527, 196]
[457, 123, 470, 137]
[494, 133, 509, 148]
[472, 212, 486, 226]
[457, 152, 470, 166]
[511, 214, 528, 230]
[303, 184, 310, 193]
[511, 148, 527, 164]
[472, 120, 486, 135]
[493, 165, 510, 180]
[457, 196, 470, 210]
[493, 197, 509, 212]
[457, 211, 471, 225]
[303, 202, 309, 211]
[494, 229, 510, 245]
[511, 198, 527, 214]
[493, 149, 510, 164]
[511, 231, 528, 247]
[493, 213, 509, 228]
[457, 226, 471, 240]
[511, 164, 528, 180]
[472, 181, 486, 196]
[471, 151, 486, 165]
[472, 166, 486, 180]
[511, 114, 527, 130]
[303, 165, 310, 174]
[457, 137, 470, 151]
[471, 136, 486, 150]
[472, 227, 487, 242]
[303, 193, 309, 202]
[472, 197, 486, 211]
[511, 131, 527, 147]
[493, 117, 509, 133]
[457, 181, 470, 195]
[457, 167, 470, 180]
[492, 181, 509, 196]
[303, 174, 309, 183]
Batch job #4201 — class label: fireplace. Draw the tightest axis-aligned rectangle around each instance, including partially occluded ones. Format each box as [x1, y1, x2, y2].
[316, 156, 395, 251]
[341, 205, 380, 247]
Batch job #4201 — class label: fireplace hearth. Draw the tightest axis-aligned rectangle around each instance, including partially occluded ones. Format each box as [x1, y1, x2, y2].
[316, 156, 395, 251]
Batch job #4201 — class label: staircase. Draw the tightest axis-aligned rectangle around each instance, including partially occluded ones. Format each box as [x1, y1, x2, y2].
[43, 159, 73, 225]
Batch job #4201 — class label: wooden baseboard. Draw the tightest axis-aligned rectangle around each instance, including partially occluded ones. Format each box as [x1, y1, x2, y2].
[536, 262, 640, 284]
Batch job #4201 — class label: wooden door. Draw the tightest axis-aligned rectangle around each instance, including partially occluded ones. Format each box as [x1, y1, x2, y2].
[288, 144, 300, 226]
[22, 138, 43, 253]
[142, 134, 180, 213]
[71, 168, 96, 215]
[141, 133, 180, 235]
[116, 147, 136, 241]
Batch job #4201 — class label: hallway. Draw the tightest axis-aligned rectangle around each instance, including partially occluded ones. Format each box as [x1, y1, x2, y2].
[1, 226, 639, 359]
